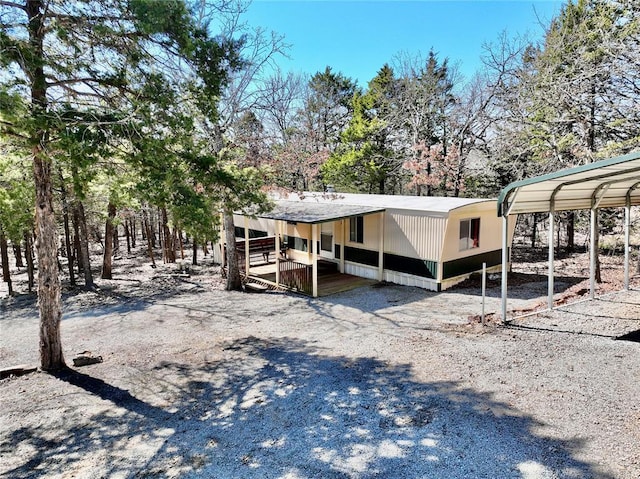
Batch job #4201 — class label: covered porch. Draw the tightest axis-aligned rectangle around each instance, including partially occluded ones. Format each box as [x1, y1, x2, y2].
[247, 259, 377, 296]
[236, 200, 386, 297]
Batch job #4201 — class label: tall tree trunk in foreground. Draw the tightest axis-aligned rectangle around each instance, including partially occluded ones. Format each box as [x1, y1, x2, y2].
[34, 148, 65, 370]
[101, 201, 116, 279]
[224, 211, 242, 290]
[27, 0, 65, 371]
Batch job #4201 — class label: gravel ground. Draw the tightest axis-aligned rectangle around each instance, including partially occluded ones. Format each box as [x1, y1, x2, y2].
[1, 253, 640, 479]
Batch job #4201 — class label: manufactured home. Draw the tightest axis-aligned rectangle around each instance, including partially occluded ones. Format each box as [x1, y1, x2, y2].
[215, 192, 514, 296]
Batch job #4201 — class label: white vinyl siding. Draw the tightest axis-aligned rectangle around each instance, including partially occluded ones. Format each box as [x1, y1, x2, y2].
[385, 212, 446, 261]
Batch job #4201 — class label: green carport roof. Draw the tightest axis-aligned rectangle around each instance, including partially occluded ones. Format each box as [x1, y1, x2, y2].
[497, 151, 640, 216]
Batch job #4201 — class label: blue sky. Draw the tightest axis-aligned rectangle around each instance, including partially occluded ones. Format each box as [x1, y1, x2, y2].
[242, 0, 565, 86]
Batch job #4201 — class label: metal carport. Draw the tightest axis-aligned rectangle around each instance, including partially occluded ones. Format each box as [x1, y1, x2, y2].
[497, 151, 640, 322]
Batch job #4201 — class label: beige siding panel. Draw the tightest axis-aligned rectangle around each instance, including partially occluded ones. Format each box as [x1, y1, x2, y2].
[385, 212, 446, 261]
[344, 212, 383, 250]
[231, 215, 277, 236]
[441, 205, 504, 262]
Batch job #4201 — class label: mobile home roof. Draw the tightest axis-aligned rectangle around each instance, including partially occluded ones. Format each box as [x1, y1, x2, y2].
[279, 192, 494, 214]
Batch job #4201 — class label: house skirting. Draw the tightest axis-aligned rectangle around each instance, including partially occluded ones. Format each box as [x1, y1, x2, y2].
[344, 262, 440, 292]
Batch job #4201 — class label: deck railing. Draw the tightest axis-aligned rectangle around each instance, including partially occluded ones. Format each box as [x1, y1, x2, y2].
[224, 236, 276, 272]
[278, 259, 312, 295]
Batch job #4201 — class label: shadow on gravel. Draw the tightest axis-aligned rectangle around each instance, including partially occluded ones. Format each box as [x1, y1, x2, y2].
[2, 337, 605, 479]
[0, 293, 38, 321]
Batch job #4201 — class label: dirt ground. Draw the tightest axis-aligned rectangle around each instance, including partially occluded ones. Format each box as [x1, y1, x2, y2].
[1, 247, 640, 478]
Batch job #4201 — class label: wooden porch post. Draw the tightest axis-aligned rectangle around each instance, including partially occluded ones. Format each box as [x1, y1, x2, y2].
[275, 220, 281, 287]
[244, 216, 250, 275]
[312, 223, 319, 297]
[378, 212, 384, 281]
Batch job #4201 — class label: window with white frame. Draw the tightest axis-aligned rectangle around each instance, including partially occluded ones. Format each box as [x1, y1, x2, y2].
[349, 215, 364, 243]
[459, 218, 480, 250]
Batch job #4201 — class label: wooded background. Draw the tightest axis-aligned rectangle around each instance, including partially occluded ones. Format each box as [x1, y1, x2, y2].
[2, 0, 639, 369]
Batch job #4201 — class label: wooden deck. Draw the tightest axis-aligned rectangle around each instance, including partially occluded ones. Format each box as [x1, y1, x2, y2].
[246, 260, 376, 296]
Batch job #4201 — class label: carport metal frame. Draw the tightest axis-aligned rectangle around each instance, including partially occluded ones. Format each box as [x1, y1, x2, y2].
[497, 152, 640, 322]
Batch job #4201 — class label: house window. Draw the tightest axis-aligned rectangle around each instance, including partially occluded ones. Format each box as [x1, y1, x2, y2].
[349, 216, 364, 243]
[459, 218, 480, 250]
[283, 235, 308, 252]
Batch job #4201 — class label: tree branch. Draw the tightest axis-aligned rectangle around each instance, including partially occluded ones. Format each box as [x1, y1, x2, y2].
[0, 119, 29, 140]
[0, 1, 27, 11]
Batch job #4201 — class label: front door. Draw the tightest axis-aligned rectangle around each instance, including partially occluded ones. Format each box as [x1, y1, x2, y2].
[320, 222, 334, 259]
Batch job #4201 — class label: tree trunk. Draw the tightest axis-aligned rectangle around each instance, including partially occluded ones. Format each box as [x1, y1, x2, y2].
[75, 200, 93, 289]
[151, 209, 157, 248]
[34, 148, 65, 370]
[178, 229, 184, 260]
[1, 229, 13, 296]
[59, 175, 75, 287]
[161, 207, 175, 263]
[72, 205, 83, 274]
[25, 231, 35, 293]
[28, 0, 65, 371]
[530, 213, 538, 248]
[141, 214, 147, 241]
[130, 217, 136, 248]
[13, 243, 24, 268]
[224, 211, 242, 290]
[566, 211, 575, 253]
[101, 201, 116, 279]
[157, 207, 163, 251]
[124, 221, 131, 254]
[112, 217, 120, 256]
[192, 238, 198, 266]
[143, 209, 156, 268]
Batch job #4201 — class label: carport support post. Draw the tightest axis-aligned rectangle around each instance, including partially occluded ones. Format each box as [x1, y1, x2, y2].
[275, 220, 281, 287]
[312, 223, 318, 297]
[501, 214, 509, 323]
[378, 211, 384, 281]
[548, 206, 555, 310]
[339, 220, 345, 274]
[625, 197, 631, 291]
[590, 207, 597, 299]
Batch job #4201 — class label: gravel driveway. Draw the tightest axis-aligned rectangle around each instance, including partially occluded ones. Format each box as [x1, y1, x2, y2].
[1, 262, 639, 478]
